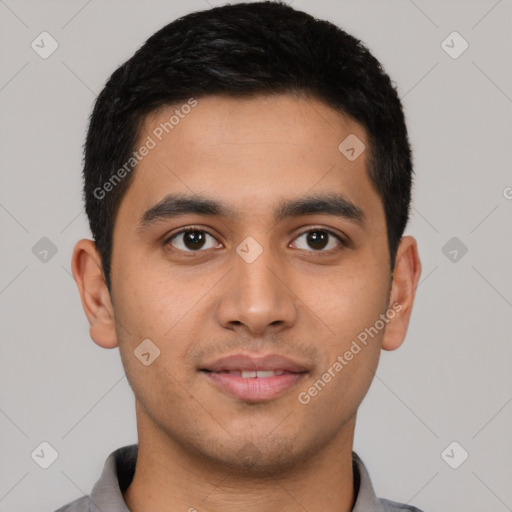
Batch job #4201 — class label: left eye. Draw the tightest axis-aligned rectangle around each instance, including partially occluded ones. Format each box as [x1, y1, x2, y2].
[291, 229, 345, 252]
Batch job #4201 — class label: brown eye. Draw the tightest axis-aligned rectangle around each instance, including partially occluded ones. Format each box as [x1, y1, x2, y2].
[292, 229, 345, 252]
[166, 228, 220, 252]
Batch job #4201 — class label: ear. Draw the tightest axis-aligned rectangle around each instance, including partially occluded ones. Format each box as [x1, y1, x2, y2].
[71, 239, 119, 349]
[381, 235, 422, 351]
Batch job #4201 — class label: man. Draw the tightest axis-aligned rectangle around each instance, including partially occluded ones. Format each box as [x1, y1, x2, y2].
[59, 1, 423, 511]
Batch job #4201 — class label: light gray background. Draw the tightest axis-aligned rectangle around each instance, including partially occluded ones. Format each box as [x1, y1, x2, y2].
[1, 0, 511, 511]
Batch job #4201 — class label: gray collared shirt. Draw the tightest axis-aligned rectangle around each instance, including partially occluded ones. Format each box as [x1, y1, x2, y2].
[54, 444, 425, 512]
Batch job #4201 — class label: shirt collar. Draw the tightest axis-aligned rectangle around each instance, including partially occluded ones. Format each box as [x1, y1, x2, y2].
[89, 444, 387, 512]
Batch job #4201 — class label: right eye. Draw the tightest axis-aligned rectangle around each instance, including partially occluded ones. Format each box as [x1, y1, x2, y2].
[164, 227, 222, 252]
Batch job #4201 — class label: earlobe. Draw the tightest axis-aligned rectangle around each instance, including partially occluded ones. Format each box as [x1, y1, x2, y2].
[381, 236, 422, 352]
[71, 239, 119, 349]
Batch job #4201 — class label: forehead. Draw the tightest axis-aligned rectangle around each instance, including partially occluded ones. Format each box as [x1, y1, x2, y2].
[116, 93, 383, 229]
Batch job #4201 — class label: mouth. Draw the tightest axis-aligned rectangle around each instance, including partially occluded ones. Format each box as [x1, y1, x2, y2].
[207, 369, 289, 378]
[199, 353, 309, 401]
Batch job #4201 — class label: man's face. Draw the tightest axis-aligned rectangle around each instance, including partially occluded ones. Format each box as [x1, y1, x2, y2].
[109, 94, 393, 471]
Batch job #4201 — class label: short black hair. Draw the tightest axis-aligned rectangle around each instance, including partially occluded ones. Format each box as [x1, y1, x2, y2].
[83, 1, 413, 293]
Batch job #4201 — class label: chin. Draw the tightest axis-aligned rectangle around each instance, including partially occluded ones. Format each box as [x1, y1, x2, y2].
[186, 431, 318, 477]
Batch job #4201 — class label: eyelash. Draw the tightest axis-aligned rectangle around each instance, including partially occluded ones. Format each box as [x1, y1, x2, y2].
[163, 225, 348, 254]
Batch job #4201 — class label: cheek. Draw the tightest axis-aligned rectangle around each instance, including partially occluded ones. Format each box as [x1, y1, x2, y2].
[113, 287, 197, 414]
[113, 252, 178, 335]
[297, 273, 387, 417]
[301, 259, 390, 340]
[112, 262, 207, 385]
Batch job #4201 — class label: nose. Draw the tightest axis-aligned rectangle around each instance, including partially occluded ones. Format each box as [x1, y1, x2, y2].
[214, 241, 299, 336]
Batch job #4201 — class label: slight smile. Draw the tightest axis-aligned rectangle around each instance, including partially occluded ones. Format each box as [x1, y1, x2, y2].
[200, 353, 310, 401]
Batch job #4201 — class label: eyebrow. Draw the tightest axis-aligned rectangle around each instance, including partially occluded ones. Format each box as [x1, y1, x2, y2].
[137, 192, 366, 232]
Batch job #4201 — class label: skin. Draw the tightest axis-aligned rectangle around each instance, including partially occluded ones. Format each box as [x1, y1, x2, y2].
[72, 93, 421, 512]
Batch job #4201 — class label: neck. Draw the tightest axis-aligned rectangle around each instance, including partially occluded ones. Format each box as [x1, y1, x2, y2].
[123, 405, 357, 512]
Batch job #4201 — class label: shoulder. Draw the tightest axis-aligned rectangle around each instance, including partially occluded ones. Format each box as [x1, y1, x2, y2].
[53, 495, 91, 512]
[379, 497, 426, 511]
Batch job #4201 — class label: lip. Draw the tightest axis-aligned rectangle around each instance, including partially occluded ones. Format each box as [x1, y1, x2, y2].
[200, 353, 309, 402]
[200, 353, 310, 373]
